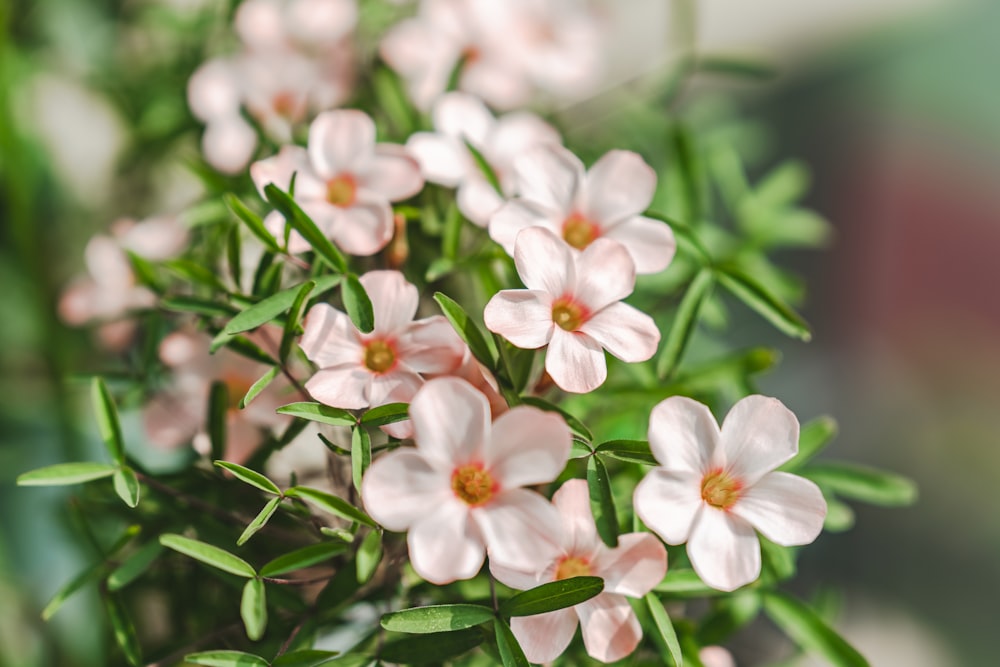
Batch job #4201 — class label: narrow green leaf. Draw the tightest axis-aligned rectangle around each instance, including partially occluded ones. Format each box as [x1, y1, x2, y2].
[360, 402, 409, 427]
[104, 594, 142, 666]
[161, 295, 238, 317]
[260, 542, 348, 578]
[657, 268, 714, 379]
[215, 461, 282, 495]
[519, 396, 592, 442]
[824, 497, 856, 532]
[108, 542, 163, 591]
[92, 378, 125, 464]
[433, 292, 498, 369]
[716, 268, 811, 341]
[17, 462, 117, 486]
[698, 56, 776, 80]
[225, 192, 281, 253]
[42, 562, 107, 620]
[356, 530, 382, 584]
[780, 416, 838, 472]
[113, 467, 140, 508]
[595, 439, 658, 466]
[240, 366, 281, 409]
[500, 576, 604, 617]
[125, 250, 164, 293]
[645, 593, 683, 667]
[442, 201, 463, 259]
[222, 335, 277, 365]
[223, 280, 316, 336]
[277, 402, 357, 427]
[494, 617, 529, 667]
[763, 591, 869, 667]
[761, 536, 797, 581]
[281, 280, 316, 361]
[159, 534, 256, 578]
[654, 568, 721, 597]
[241, 578, 267, 641]
[227, 223, 243, 289]
[265, 183, 348, 272]
[381, 604, 494, 634]
[237, 497, 282, 546]
[802, 463, 918, 507]
[342, 274, 374, 333]
[272, 650, 343, 667]
[644, 211, 712, 264]
[207, 381, 228, 462]
[351, 426, 371, 494]
[464, 140, 502, 195]
[373, 66, 416, 136]
[285, 486, 376, 527]
[379, 629, 484, 664]
[165, 258, 229, 292]
[185, 650, 270, 667]
[588, 456, 619, 547]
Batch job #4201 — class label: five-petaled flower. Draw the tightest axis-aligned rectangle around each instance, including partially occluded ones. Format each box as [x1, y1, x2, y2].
[361, 377, 571, 584]
[483, 226, 660, 393]
[491, 479, 667, 663]
[633, 395, 827, 592]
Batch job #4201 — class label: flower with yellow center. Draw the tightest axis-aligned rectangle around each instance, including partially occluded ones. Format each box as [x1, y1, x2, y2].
[326, 174, 357, 207]
[450, 464, 496, 506]
[561, 212, 600, 250]
[362, 339, 396, 374]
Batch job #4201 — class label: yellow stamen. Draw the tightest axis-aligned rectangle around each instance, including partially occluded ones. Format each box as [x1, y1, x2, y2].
[562, 212, 600, 250]
[363, 339, 396, 374]
[451, 464, 496, 506]
[701, 469, 742, 510]
[555, 556, 592, 580]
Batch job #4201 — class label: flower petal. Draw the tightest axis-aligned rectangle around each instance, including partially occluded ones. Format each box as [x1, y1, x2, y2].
[488, 199, 561, 256]
[365, 367, 424, 407]
[514, 144, 584, 213]
[583, 150, 656, 223]
[486, 111, 561, 174]
[187, 58, 241, 122]
[456, 177, 503, 227]
[647, 396, 718, 473]
[717, 395, 800, 485]
[396, 316, 465, 374]
[546, 329, 606, 393]
[514, 226, 574, 295]
[602, 215, 676, 275]
[594, 533, 667, 598]
[573, 237, 636, 311]
[329, 198, 394, 256]
[577, 592, 643, 663]
[483, 289, 554, 349]
[305, 365, 371, 410]
[486, 406, 571, 488]
[361, 450, 451, 531]
[489, 561, 548, 592]
[410, 377, 490, 469]
[308, 109, 375, 178]
[475, 488, 562, 570]
[687, 509, 760, 592]
[250, 146, 314, 199]
[361, 145, 424, 201]
[202, 117, 258, 175]
[731, 472, 826, 546]
[579, 302, 659, 363]
[549, 478, 598, 554]
[359, 270, 418, 336]
[407, 132, 470, 187]
[433, 91, 493, 145]
[632, 469, 703, 545]
[301, 303, 362, 368]
[510, 609, 578, 665]
[408, 499, 485, 584]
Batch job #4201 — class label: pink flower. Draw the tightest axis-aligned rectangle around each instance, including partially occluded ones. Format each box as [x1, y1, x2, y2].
[361, 377, 570, 584]
[299, 270, 464, 437]
[491, 479, 667, 663]
[483, 227, 660, 393]
[406, 92, 560, 226]
[633, 395, 827, 592]
[251, 110, 423, 256]
[489, 145, 676, 274]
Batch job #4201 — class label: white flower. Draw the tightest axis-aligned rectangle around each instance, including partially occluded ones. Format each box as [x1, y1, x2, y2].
[634, 395, 827, 592]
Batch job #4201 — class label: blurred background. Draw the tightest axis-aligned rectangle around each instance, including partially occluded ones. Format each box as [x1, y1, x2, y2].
[1, 0, 996, 664]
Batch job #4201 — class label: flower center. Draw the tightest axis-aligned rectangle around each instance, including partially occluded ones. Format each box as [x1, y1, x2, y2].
[555, 556, 592, 580]
[363, 339, 396, 374]
[551, 297, 588, 332]
[451, 464, 496, 506]
[326, 174, 357, 207]
[700, 469, 743, 510]
[272, 91, 298, 118]
[562, 212, 600, 250]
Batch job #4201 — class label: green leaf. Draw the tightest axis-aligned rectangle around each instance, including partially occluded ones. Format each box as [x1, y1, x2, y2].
[185, 650, 270, 667]
[223, 280, 317, 336]
[207, 381, 228, 462]
[595, 439, 658, 466]
[165, 258, 229, 292]
[214, 461, 282, 495]
[379, 629, 484, 664]
[433, 292, 498, 369]
[285, 486, 376, 527]
[277, 402, 357, 427]
[645, 593, 683, 667]
[499, 576, 604, 617]
[112, 467, 140, 508]
[351, 426, 371, 494]
[716, 267, 811, 341]
[493, 617, 529, 667]
[260, 542, 348, 578]
[265, 183, 348, 273]
[240, 366, 281, 409]
[241, 578, 267, 641]
[763, 591, 869, 667]
[780, 416, 838, 472]
[238, 497, 282, 546]
[697, 55, 776, 80]
[225, 193, 282, 253]
[823, 497, 856, 532]
[644, 211, 712, 264]
[159, 534, 256, 578]
[17, 462, 117, 486]
[342, 273, 375, 333]
[223, 335, 278, 365]
[442, 201, 463, 259]
[161, 295, 238, 317]
[803, 463, 918, 507]
[587, 456, 619, 547]
[360, 402, 409, 427]
[381, 604, 494, 634]
[104, 594, 142, 666]
[519, 396, 592, 442]
[464, 140, 502, 195]
[373, 66, 416, 136]
[272, 650, 344, 667]
[91, 377, 125, 464]
[657, 268, 714, 379]
[108, 542, 163, 591]
[227, 223, 243, 289]
[42, 561, 107, 620]
[356, 530, 382, 584]
[654, 568, 721, 597]
[281, 280, 316, 361]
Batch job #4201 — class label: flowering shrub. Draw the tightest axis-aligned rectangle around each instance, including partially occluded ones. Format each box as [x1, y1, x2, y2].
[18, 1, 917, 665]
